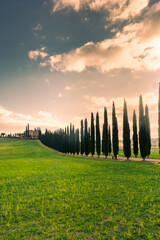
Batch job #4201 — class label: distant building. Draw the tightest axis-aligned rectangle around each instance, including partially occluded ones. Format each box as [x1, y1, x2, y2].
[24, 130, 39, 138]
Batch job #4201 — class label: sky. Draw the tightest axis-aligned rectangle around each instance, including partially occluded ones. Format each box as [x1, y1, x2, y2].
[0, 0, 160, 139]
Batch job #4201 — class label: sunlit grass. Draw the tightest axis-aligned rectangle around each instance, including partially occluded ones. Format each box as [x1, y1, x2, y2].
[0, 139, 160, 239]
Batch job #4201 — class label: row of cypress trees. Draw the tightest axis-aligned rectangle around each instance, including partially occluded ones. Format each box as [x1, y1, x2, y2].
[158, 83, 160, 154]
[40, 95, 151, 160]
[80, 111, 112, 157]
[122, 95, 151, 160]
[40, 125, 80, 154]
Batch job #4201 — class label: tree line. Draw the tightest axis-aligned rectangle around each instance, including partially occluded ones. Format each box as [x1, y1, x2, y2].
[39, 93, 154, 161]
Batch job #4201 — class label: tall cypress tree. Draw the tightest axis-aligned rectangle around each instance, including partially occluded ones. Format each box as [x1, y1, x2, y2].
[102, 124, 105, 154]
[123, 99, 131, 160]
[112, 102, 119, 159]
[88, 127, 91, 155]
[158, 83, 160, 153]
[28, 123, 29, 138]
[102, 107, 109, 157]
[70, 123, 73, 154]
[25, 126, 27, 137]
[64, 127, 67, 154]
[108, 125, 112, 155]
[139, 116, 148, 160]
[91, 112, 95, 157]
[84, 119, 89, 156]
[73, 125, 75, 155]
[76, 129, 79, 155]
[38, 128, 42, 140]
[133, 110, 138, 157]
[139, 95, 147, 160]
[96, 112, 101, 157]
[67, 126, 69, 153]
[81, 120, 84, 155]
[139, 95, 144, 130]
[145, 105, 151, 157]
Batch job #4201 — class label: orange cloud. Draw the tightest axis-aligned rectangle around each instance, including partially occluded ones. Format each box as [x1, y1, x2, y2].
[41, 2, 160, 73]
[0, 106, 65, 133]
[52, 0, 149, 22]
[28, 49, 48, 60]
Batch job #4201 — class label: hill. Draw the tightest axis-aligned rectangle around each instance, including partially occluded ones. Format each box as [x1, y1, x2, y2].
[0, 139, 160, 239]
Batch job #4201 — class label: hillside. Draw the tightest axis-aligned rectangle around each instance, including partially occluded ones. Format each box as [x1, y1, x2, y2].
[0, 139, 160, 239]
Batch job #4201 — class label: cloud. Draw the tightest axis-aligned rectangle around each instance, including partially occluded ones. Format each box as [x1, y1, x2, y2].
[65, 86, 71, 90]
[28, 49, 48, 60]
[0, 106, 65, 133]
[40, 62, 47, 67]
[58, 93, 63, 97]
[84, 89, 158, 138]
[41, 46, 46, 51]
[56, 36, 70, 41]
[53, 0, 84, 12]
[41, 2, 160, 73]
[33, 23, 43, 31]
[85, 91, 158, 110]
[52, 0, 149, 22]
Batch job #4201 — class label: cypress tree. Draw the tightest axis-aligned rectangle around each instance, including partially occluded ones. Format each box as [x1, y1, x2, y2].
[64, 127, 67, 154]
[133, 110, 138, 157]
[91, 112, 95, 156]
[38, 128, 42, 141]
[145, 105, 151, 157]
[84, 119, 89, 156]
[158, 83, 160, 153]
[139, 95, 144, 130]
[25, 126, 27, 137]
[108, 125, 112, 155]
[73, 125, 75, 154]
[123, 99, 131, 160]
[112, 102, 119, 159]
[102, 124, 105, 154]
[88, 127, 91, 155]
[139, 95, 147, 160]
[102, 107, 109, 157]
[76, 129, 79, 155]
[96, 112, 101, 157]
[139, 116, 148, 160]
[28, 123, 29, 138]
[81, 120, 84, 155]
[70, 123, 73, 154]
[67, 126, 69, 153]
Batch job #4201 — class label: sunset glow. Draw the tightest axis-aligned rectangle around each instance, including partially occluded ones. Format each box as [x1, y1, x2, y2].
[0, 0, 160, 139]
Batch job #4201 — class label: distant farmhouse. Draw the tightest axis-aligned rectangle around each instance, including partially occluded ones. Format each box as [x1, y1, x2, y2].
[0, 123, 40, 139]
[14, 130, 39, 139]
[24, 130, 39, 138]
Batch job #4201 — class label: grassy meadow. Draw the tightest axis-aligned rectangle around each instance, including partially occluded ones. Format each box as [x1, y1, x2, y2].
[118, 148, 160, 159]
[1, 139, 160, 239]
[117, 142, 160, 159]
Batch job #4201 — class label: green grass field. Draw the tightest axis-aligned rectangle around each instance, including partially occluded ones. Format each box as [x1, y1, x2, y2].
[1, 139, 160, 239]
[118, 148, 160, 159]
[117, 142, 160, 159]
